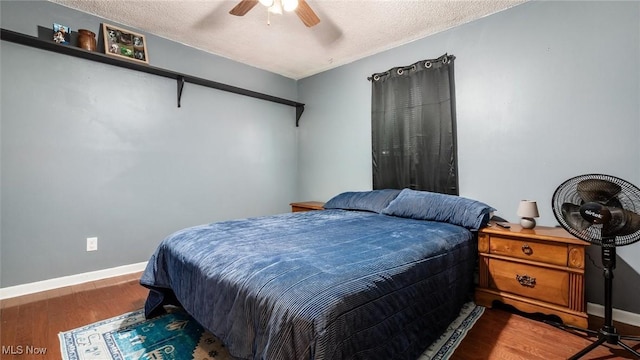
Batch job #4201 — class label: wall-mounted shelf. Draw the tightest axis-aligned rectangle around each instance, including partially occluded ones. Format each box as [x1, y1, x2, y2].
[1, 28, 306, 126]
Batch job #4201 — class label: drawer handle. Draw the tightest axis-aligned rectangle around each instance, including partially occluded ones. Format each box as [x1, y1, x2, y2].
[521, 244, 533, 255]
[516, 274, 536, 288]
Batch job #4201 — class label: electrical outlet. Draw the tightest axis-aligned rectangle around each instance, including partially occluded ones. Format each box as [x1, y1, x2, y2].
[87, 237, 98, 251]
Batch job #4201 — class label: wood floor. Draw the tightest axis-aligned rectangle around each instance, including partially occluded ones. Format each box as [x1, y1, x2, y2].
[1, 273, 639, 359]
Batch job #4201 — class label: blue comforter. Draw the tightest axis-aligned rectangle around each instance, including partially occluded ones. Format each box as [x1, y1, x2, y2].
[141, 209, 475, 360]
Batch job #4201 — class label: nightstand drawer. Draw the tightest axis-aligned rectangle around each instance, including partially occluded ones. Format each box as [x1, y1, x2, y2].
[490, 236, 567, 266]
[488, 258, 569, 307]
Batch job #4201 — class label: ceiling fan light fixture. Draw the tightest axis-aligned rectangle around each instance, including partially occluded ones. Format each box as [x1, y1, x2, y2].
[282, 0, 299, 12]
[229, 0, 320, 27]
[268, 0, 283, 15]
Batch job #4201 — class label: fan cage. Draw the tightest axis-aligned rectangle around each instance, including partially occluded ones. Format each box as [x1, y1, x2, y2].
[552, 174, 640, 247]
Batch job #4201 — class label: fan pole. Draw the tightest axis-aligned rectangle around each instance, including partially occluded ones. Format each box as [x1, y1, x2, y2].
[568, 244, 640, 360]
[602, 245, 616, 338]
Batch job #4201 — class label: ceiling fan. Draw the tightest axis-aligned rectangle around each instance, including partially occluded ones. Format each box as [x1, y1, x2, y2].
[229, 0, 321, 27]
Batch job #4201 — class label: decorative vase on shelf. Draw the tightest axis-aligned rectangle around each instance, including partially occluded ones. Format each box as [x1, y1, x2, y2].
[77, 29, 96, 51]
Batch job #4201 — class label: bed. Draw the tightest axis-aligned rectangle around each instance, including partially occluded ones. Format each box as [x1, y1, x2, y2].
[140, 188, 494, 360]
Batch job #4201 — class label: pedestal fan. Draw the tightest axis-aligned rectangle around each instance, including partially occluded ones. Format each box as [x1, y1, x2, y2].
[551, 174, 640, 359]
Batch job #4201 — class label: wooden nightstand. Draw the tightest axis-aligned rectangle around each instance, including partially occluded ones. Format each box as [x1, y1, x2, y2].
[290, 201, 325, 212]
[475, 222, 590, 328]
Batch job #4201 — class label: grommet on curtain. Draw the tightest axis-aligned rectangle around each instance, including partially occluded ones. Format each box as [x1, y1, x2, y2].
[367, 54, 454, 82]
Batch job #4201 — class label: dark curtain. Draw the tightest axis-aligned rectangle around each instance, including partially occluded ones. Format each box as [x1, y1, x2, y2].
[370, 54, 458, 194]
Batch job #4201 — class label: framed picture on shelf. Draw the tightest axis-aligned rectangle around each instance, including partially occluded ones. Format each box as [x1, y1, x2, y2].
[102, 23, 149, 64]
[53, 23, 70, 44]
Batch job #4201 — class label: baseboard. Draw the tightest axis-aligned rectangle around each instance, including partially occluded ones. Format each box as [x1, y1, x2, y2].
[0, 262, 148, 300]
[587, 302, 640, 328]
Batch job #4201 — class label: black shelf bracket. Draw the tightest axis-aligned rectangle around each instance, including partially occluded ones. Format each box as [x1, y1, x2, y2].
[177, 75, 185, 108]
[1, 28, 306, 126]
[296, 105, 305, 127]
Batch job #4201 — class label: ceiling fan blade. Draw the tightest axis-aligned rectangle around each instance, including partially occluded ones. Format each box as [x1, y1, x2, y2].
[295, 0, 320, 27]
[230, 0, 259, 16]
[577, 179, 621, 204]
[561, 203, 592, 231]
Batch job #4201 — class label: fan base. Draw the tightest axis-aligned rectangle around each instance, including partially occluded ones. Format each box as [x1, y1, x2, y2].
[544, 320, 640, 358]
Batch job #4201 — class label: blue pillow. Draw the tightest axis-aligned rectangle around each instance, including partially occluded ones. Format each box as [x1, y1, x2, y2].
[381, 188, 495, 229]
[324, 189, 402, 213]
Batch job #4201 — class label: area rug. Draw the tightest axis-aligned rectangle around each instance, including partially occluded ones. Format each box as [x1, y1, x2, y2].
[59, 302, 484, 360]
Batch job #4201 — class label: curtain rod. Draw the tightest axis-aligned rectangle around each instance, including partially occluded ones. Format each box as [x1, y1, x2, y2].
[367, 53, 455, 81]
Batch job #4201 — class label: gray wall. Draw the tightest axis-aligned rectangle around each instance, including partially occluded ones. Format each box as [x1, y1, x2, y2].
[0, 1, 300, 287]
[297, 1, 640, 313]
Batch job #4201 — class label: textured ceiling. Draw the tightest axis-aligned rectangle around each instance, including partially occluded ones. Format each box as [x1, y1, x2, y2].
[50, 0, 526, 80]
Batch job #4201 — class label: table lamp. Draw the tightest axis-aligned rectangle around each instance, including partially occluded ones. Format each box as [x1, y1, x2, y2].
[517, 200, 539, 229]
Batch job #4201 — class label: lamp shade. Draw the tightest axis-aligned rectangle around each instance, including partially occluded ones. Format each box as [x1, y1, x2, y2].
[517, 200, 539, 218]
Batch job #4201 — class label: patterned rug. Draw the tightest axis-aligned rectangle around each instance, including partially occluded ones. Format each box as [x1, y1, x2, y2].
[59, 302, 484, 360]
